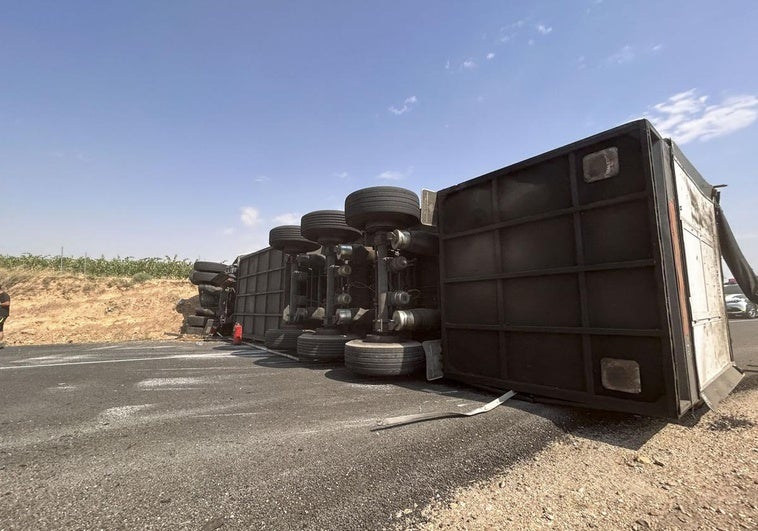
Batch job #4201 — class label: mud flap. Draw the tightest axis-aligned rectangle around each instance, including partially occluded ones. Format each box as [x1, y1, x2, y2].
[700, 364, 744, 410]
[422, 339, 443, 381]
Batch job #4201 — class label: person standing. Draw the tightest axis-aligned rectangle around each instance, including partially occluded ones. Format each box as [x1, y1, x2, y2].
[0, 284, 9, 348]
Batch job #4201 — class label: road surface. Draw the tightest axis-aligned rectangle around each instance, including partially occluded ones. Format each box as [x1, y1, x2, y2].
[1, 320, 756, 530]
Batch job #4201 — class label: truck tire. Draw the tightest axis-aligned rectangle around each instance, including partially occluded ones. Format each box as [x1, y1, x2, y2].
[269, 225, 321, 254]
[183, 325, 206, 335]
[193, 260, 227, 273]
[345, 187, 420, 232]
[296, 332, 358, 362]
[344, 339, 425, 376]
[186, 315, 208, 327]
[189, 270, 227, 286]
[199, 294, 220, 308]
[300, 210, 362, 245]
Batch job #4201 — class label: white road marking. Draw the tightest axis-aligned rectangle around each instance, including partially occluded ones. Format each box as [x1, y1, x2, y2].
[87, 345, 123, 351]
[0, 352, 235, 370]
[137, 377, 204, 388]
[99, 404, 154, 420]
[191, 412, 263, 418]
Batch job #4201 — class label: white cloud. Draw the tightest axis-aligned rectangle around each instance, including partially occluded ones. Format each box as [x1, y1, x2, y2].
[272, 212, 301, 225]
[240, 206, 262, 227]
[486, 52, 495, 60]
[528, 39, 535, 46]
[462, 59, 477, 69]
[499, 20, 526, 42]
[333, 171, 348, 179]
[222, 227, 235, 236]
[445, 60, 451, 70]
[536, 24, 552, 35]
[388, 95, 418, 115]
[645, 89, 758, 144]
[254, 175, 270, 182]
[377, 170, 405, 181]
[608, 45, 634, 64]
[652, 44, 663, 52]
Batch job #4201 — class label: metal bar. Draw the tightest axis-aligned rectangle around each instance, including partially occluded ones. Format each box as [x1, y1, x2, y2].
[324, 245, 336, 327]
[441, 191, 650, 241]
[568, 151, 595, 394]
[443, 259, 656, 283]
[442, 322, 662, 336]
[374, 232, 390, 330]
[491, 176, 508, 380]
[288, 256, 299, 322]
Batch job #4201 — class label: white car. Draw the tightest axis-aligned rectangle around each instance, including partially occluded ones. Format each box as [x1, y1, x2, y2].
[724, 283, 757, 318]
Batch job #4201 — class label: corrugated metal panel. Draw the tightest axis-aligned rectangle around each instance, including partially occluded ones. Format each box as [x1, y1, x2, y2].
[436, 120, 738, 418]
[234, 247, 287, 342]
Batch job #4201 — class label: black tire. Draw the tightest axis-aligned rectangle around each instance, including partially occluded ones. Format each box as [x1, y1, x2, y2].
[269, 225, 321, 254]
[195, 307, 216, 317]
[198, 284, 223, 295]
[193, 260, 227, 274]
[344, 339, 425, 376]
[748, 305, 758, 319]
[199, 289, 221, 308]
[300, 210, 362, 245]
[190, 270, 227, 286]
[186, 315, 208, 327]
[183, 325, 206, 335]
[264, 328, 305, 351]
[345, 187, 420, 232]
[296, 332, 358, 362]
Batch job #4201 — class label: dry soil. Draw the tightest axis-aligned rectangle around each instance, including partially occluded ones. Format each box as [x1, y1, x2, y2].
[0, 268, 197, 346]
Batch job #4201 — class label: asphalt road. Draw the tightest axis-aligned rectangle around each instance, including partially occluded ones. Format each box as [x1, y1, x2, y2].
[1, 321, 756, 531]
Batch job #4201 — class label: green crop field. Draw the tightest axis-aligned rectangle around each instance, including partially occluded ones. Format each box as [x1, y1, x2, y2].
[0, 254, 193, 279]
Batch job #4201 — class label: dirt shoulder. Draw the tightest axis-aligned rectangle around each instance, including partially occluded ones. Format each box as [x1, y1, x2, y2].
[407, 379, 757, 531]
[0, 268, 197, 346]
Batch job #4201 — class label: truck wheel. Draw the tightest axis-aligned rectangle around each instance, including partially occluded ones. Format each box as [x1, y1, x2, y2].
[345, 187, 420, 232]
[300, 210, 362, 244]
[264, 328, 304, 351]
[199, 290, 221, 308]
[344, 339, 425, 376]
[186, 315, 208, 327]
[269, 225, 321, 254]
[198, 284, 223, 295]
[189, 270, 227, 286]
[193, 261, 227, 273]
[748, 305, 757, 319]
[296, 332, 358, 362]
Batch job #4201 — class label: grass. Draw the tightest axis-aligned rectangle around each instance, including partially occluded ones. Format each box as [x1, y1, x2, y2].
[0, 254, 193, 280]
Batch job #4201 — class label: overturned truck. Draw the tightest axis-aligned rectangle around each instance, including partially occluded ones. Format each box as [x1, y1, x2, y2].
[233, 119, 746, 418]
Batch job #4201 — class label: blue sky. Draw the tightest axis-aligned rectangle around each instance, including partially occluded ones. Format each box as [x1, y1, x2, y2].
[2, 1, 757, 266]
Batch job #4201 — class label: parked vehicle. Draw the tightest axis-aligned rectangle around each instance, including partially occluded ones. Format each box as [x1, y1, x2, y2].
[724, 282, 758, 318]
